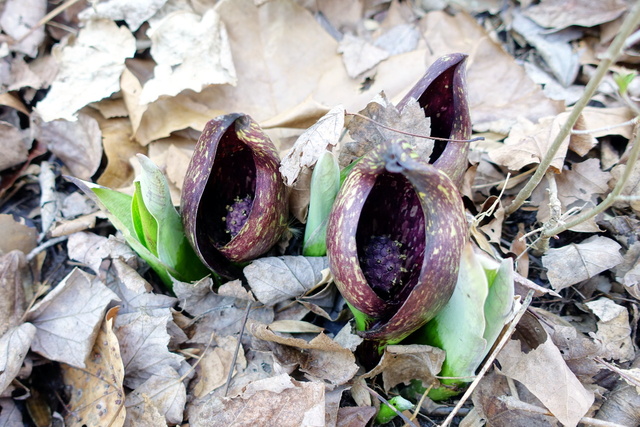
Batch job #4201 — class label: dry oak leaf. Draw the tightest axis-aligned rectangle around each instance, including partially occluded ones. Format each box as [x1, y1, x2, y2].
[362, 344, 445, 392]
[35, 19, 136, 122]
[523, 0, 628, 30]
[0, 121, 30, 172]
[585, 298, 634, 363]
[338, 33, 390, 78]
[0, 323, 36, 395]
[497, 337, 594, 427]
[125, 364, 186, 425]
[62, 307, 126, 427]
[248, 321, 358, 385]
[192, 334, 247, 398]
[244, 256, 329, 306]
[541, 236, 623, 291]
[26, 268, 119, 368]
[489, 114, 576, 172]
[194, 374, 325, 427]
[610, 161, 640, 215]
[0, 250, 28, 337]
[615, 241, 640, 298]
[114, 310, 184, 389]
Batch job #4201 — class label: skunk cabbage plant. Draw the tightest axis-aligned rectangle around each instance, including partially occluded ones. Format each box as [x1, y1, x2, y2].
[397, 53, 471, 188]
[181, 113, 288, 279]
[326, 140, 467, 345]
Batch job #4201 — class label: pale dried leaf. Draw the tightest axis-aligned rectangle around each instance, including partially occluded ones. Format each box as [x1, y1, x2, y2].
[78, 0, 167, 31]
[0, 0, 46, 57]
[616, 241, 640, 298]
[36, 112, 103, 180]
[67, 232, 138, 275]
[542, 236, 623, 290]
[497, 337, 594, 427]
[362, 344, 445, 392]
[0, 251, 27, 337]
[0, 398, 23, 425]
[268, 320, 325, 334]
[280, 105, 344, 187]
[124, 393, 166, 426]
[216, 279, 256, 301]
[125, 364, 186, 425]
[244, 256, 329, 306]
[336, 406, 377, 427]
[0, 122, 29, 171]
[523, 0, 627, 30]
[585, 298, 634, 363]
[115, 310, 184, 389]
[26, 268, 119, 368]
[333, 323, 363, 352]
[141, 9, 236, 103]
[0, 214, 36, 257]
[611, 161, 640, 215]
[62, 308, 126, 427]
[35, 19, 136, 121]
[193, 374, 325, 426]
[374, 23, 420, 56]
[345, 94, 432, 164]
[105, 258, 176, 315]
[0, 324, 36, 394]
[192, 334, 247, 398]
[489, 114, 572, 173]
[338, 34, 389, 78]
[249, 321, 358, 385]
[580, 106, 636, 140]
[556, 159, 610, 206]
[95, 116, 140, 189]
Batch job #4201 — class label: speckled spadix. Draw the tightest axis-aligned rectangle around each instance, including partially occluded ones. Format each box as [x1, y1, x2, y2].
[181, 113, 288, 279]
[326, 141, 466, 344]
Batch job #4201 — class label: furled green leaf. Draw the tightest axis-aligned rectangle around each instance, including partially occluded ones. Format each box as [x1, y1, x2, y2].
[303, 151, 340, 256]
[374, 395, 413, 425]
[131, 181, 158, 256]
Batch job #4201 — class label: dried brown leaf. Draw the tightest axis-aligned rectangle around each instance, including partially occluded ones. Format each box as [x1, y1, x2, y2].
[523, 0, 628, 30]
[0, 0, 46, 57]
[35, 112, 103, 180]
[192, 334, 247, 398]
[0, 251, 28, 337]
[336, 406, 377, 427]
[244, 256, 329, 306]
[192, 374, 325, 427]
[35, 19, 136, 121]
[115, 310, 184, 389]
[0, 323, 36, 395]
[67, 232, 138, 276]
[338, 34, 389, 78]
[280, 105, 344, 187]
[497, 337, 594, 427]
[249, 321, 358, 385]
[362, 344, 445, 392]
[78, 0, 167, 31]
[611, 161, 640, 215]
[26, 268, 119, 368]
[616, 241, 640, 298]
[0, 122, 29, 171]
[541, 236, 624, 290]
[62, 307, 126, 427]
[585, 298, 634, 363]
[125, 364, 186, 425]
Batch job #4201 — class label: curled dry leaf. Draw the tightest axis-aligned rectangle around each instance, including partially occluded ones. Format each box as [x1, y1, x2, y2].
[497, 336, 594, 427]
[0, 250, 28, 337]
[248, 321, 358, 385]
[26, 268, 119, 368]
[125, 364, 186, 425]
[192, 334, 247, 398]
[585, 298, 634, 363]
[0, 323, 36, 395]
[78, 0, 167, 31]
[35, 19, 136, 121]
[0, 121, 29, 172]
[191, 374, 325, 427]
[615, 241, 640, 298]
[361, 344, 445, 392]
[62, 307, 126, 427]
[244, 256, 329, 306]
[541, 236, 624, 291]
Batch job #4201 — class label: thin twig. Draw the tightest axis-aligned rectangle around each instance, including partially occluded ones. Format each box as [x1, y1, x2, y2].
[15, 0, 84, 43]
[571, 116, 638, 135]
[362, 383, 418, 427]
[224, 301, 252, 397]
[440, 291, 534, 427]
[346, 112, 484, 143]
[505, 0, 640, 216]
[26, 235, 69, 262]
[541, 125, 640, 237]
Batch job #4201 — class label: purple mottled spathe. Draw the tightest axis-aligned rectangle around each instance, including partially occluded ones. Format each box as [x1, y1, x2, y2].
[397, 53, 471, 188]
[326, 139, 467, 344]
[180, 114, 288, 279]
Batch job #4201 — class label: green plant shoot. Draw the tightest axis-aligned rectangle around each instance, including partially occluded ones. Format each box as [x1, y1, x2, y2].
[68, 155, 210, 289]
[374, 395, 414, 425]
[303, 151, 341, 256]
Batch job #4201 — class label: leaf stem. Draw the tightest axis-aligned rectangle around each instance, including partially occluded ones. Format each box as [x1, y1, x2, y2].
[505, 0, 640, 216]
[541, 124, 640, 237]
